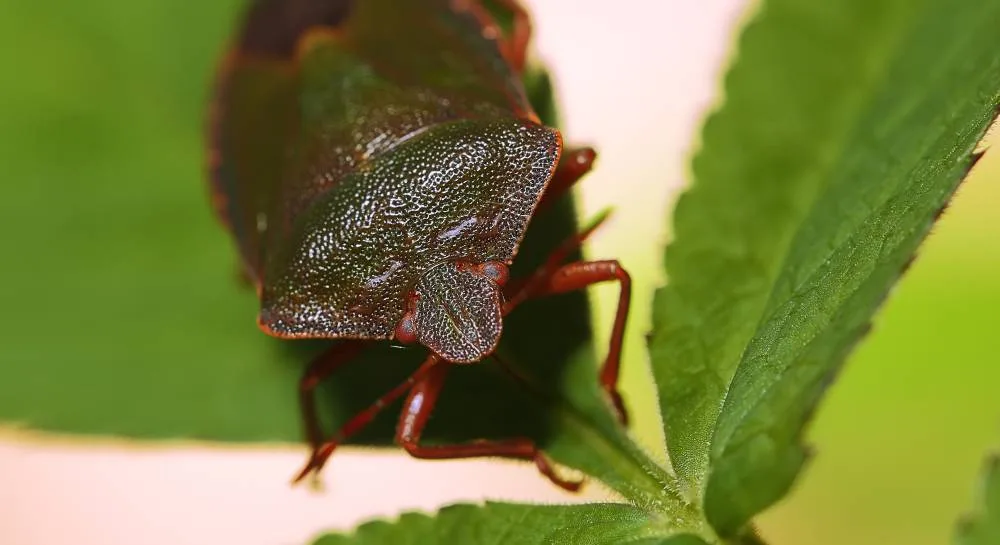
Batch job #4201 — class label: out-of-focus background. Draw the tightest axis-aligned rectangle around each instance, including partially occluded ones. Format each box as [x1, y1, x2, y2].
[0, 1, 997, 544]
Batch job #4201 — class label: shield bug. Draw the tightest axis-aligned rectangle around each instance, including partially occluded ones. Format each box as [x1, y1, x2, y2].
[207, 0, 630, 491]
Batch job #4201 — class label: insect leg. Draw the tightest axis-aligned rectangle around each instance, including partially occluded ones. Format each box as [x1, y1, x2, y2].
[507, 260, 631, 425]
[298, 341, 367, 454]
[492, 0, 532, 73]
[537, 147, 597, 211]
[503, 207, 611, 308]
[469, 0, 532, 73]
[293, 349, 441, 483]
[395, 361, 582, 492]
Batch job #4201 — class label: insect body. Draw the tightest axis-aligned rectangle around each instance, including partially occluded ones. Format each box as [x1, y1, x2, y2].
[208, 0, 630, 490]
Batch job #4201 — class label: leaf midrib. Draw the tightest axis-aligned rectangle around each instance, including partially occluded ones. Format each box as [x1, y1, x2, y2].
[711, 0, 1000, 464]
[704, 0, 928, 466]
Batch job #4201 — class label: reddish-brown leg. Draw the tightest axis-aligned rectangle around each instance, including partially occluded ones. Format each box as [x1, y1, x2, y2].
[507, 146, 599, 296]
[538, 147, 596, 211]
[298, 341, 367, 455]
[293, 352, 442, 483]
[395, 359, 582, 492]
[506, 260, 632, 425]
[504, 209, 610, 307]
[483, 0, 532, 73]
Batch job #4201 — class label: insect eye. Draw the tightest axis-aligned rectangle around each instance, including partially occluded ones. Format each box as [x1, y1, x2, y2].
[479, 261, 509, 286]
[394, 312, 418, 344]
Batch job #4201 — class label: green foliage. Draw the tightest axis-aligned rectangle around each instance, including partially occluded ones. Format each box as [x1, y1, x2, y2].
[0, 0, 304, 443]
[1, 0, 998, 543]
[650, 0, 1000, 534]
[956, 452, 1000, 545]
[312, 502, 699, 545]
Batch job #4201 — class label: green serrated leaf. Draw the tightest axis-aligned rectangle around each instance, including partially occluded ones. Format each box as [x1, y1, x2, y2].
[312, 502, 701, 545]
[649, 0, 1000, 536]
[956, 453, 1000, 545]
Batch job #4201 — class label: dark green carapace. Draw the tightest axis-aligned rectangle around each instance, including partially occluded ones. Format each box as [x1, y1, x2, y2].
[210, 0, 558, 362]
[208, 0, 629, 489]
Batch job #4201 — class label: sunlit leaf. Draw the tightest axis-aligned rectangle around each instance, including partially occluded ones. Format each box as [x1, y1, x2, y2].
[955, 451, 1000, 545]
[649, 0, 1000, 535]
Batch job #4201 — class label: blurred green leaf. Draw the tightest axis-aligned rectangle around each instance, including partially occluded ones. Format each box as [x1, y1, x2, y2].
[312, 502, 707, 545]
[956, 452, 1000, 545]
[649, 0, 1000, 536]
